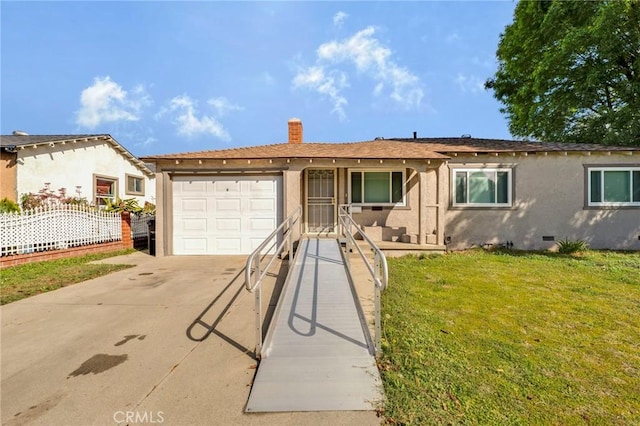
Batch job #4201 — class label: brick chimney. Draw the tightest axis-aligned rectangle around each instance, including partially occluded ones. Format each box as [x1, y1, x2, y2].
[288, 118, 303, 144]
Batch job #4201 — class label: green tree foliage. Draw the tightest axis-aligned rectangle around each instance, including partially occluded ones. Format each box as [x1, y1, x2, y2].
[486, 0, 640, 146]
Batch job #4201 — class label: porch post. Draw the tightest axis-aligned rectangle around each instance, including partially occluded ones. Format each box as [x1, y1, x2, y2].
[154, 169, 170, 257]
[283, 169, 302, 241]
[418, 169, 428, 245]
[436, 162, 447, 246]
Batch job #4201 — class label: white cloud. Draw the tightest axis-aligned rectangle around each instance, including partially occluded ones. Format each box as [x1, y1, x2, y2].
[208, 97, 243, 116]
[76, 76, 150, 128]
[455, 73, 486, 94]
[166, 95, 231, 140]
[138, 136, 157, 147]
[292, 26, 423, 118]
[130, 84, 153, 112]
[293, 66, 348, 119]
[333, 11, 348, 27]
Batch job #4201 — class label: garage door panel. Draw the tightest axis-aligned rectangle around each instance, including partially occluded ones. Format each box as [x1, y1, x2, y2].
[173, 175, 281, 255]
[215, 198, 242, 213]
[248, 218, 277, 232]
[179, 238, 208, 254]
[248, 180, 277, 193]
[216, 238, 242, 253]
[248, 198, 276, 212]
[180, 198, 208, 213]
[178, 181, 208, 193]
[183, 218, 208, 232]
[214, 180, 242, 194]
[215, 218, 241, 232]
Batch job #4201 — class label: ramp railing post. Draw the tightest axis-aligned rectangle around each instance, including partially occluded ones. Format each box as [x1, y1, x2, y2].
[374, 253, 382, 354]
[245, 206, 302, 359]
[255, 261, 262, 358]
[289, 214, 294, 258]
[341, 205, 351, 268]
[338, 204, 388, 356]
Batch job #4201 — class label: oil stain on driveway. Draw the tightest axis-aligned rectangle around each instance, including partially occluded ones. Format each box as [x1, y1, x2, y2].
[68, 354, 129, 378]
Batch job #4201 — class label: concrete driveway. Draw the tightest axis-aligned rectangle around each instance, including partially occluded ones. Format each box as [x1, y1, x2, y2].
[1, 251, 380, 426]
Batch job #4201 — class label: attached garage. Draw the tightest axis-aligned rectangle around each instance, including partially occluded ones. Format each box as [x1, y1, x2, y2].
[172, 175, 282, 255]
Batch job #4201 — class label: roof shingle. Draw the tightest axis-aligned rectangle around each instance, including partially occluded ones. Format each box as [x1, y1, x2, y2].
[141, 137, 638, 161]
[141, 140, 450, 160]
[397, 137, 637, 153]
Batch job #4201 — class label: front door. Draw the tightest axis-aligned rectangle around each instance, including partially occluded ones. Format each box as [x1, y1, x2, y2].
[306, 169, 336, 233]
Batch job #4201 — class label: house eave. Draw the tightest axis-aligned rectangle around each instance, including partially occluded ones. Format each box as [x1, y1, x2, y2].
[7, 134, 154, 177]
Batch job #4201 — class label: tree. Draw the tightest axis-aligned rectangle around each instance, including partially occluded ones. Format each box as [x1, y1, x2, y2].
[486, 0, 640, 146]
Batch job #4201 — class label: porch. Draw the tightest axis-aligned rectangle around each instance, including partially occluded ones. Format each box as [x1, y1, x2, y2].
[298, 162, 447, 249]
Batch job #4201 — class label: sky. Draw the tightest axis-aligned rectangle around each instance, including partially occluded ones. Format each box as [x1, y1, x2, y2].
[1, 1, 517, 156]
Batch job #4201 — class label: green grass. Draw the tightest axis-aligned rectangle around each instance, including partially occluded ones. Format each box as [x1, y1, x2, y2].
[380, 249, 640, 425]
[0, 249, 136, 305]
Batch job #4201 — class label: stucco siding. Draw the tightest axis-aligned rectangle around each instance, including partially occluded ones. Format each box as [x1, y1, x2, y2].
[293, 159, 435, 240]
[15, 141, 155, 206]
[445, 153, 640, 250]
[150, 150, 637, 254]
[1, 152, 17, 202]
[150, 157, 445, 255]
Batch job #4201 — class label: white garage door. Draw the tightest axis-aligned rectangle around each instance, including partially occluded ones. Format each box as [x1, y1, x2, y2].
[172, 175, 282, 255]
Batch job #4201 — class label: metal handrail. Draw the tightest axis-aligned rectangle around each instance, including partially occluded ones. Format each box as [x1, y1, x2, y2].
[245, 205, 302, 359]
[338, 204, 388, 355]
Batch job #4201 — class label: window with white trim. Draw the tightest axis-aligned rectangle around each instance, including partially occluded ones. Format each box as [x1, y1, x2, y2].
[349, 170, 405, 206]
[588, 167, 640, 206]
[126, 174, 145, 196]
[453, 168, 512, 207]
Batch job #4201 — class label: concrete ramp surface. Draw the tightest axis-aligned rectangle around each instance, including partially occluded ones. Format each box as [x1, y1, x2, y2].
[246, 238, 383, 412]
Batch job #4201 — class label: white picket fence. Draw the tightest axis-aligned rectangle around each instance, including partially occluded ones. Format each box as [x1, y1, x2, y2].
[0, 205, 122, 257]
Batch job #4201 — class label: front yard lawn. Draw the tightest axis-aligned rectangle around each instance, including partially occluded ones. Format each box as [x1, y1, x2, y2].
[380, 249, 640, 425]
[0, 249, 135, 305]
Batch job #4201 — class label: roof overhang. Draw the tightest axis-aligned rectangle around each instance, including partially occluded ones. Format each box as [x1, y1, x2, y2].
[9, 134, 154, 177]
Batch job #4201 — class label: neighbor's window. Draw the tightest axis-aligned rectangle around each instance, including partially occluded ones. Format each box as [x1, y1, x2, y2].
[588, 167, 640, 206]
[94, 175, 117, 207]
[349, 170, 405, 205]
[453, 168, 512, 206]
[126, 174, 145, 196]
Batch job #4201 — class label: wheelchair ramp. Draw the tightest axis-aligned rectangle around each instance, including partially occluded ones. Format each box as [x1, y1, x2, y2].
[246, 238, 383, 412]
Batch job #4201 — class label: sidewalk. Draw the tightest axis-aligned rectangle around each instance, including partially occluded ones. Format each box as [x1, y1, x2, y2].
[1, 251, 380, 425]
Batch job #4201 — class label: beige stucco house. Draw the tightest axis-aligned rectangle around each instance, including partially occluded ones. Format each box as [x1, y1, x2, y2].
[142, 119, 639, 256]
[0, 133, 155, 208]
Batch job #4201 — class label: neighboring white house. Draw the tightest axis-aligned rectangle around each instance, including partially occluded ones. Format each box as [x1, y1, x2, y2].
[0, 133, 155, 207]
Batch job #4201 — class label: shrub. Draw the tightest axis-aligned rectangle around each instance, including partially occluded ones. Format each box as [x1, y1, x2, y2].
[557, 238, 589, 254]
[142, 201, 156, 214]
[104, 197, 143, 213]
[20, 183, 89, 210]
[0, 198, 21, 213]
